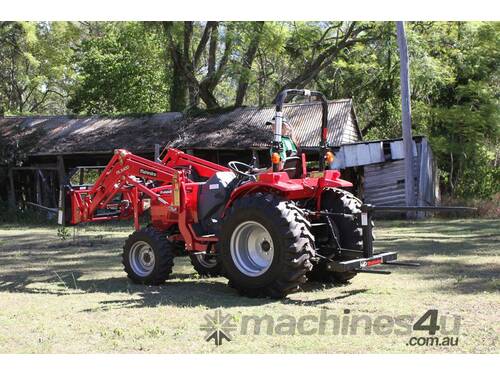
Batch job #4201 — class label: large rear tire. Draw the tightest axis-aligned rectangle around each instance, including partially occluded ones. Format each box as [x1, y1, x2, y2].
[122, 227, 174, 285]
[218, 193, 315, 299]
[308, 188, 363, 284]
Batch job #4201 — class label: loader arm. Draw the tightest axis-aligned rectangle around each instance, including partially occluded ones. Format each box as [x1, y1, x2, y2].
[63, 149, 183, 226]
[63, 147, 229, 225]
[162, 148, 229, 179]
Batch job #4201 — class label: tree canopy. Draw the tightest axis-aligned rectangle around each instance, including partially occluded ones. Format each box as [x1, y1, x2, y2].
[0, 21, 498, 198]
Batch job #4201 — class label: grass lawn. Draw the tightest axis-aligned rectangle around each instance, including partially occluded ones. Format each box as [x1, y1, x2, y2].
[0, 219, 498, 353]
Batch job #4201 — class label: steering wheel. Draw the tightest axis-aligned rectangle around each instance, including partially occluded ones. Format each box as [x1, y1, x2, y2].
[228, 161, 255, 178]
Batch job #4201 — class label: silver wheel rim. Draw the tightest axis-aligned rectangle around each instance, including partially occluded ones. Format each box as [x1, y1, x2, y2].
[129, 241, 155, 277]
[195, 254, 218, 268]
[230, 221, 274, 277]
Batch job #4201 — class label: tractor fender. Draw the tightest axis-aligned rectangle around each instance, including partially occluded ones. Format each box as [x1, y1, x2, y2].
[222, 181, 291, 217]
[222, 170, 353, 216]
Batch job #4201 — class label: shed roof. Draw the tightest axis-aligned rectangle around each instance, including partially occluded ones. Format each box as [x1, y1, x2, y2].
[0, 99, 361, 161]
[0, 112, 183, 158]
[170, 99, 361, 150]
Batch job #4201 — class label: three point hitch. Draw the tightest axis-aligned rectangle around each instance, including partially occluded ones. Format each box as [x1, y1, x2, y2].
[313, 203, 475, 275]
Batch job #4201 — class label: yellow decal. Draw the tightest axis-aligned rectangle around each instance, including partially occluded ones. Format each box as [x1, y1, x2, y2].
[172, 173, 180, 206]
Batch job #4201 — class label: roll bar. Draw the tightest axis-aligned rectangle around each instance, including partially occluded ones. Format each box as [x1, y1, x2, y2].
[273, 89, 329, 172]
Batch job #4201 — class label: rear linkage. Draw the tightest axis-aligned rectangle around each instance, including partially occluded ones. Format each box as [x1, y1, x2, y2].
[304, 204, 476, 275]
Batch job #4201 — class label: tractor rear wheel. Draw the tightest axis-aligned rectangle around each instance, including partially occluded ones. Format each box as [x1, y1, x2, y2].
[189, 253, 223, 277]
[308, 188, 364, 284]
[122, 227, 174, 285]
[218, 193, 315, 298]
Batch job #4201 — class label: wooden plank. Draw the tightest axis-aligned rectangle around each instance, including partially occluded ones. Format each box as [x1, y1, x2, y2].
[368, 142, 384, 164]
[344, 145, 358, 167]
[48, 171, 58, 208]
[7, 168, 16, 210]
[26, 202, 58, 213]
[35, 169, 42, 205]
[56, 156, 66, 225]
[356, 144, 371, 165]
[154, 143, 161, 162]
[56, 155, 66, 197]
[38, 169, 50, 207]
[390, 140, 404, 160]
[79, 168, 85, 185]
[397, 21, 416, 213]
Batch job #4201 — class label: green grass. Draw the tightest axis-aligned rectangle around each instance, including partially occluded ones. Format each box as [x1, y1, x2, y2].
[0, 219, 498, 353]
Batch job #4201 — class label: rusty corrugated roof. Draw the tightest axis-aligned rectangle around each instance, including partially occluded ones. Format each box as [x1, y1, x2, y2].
[171, 99, 360, 149]
[0, 99, 361, 162]
[0, 113, 183, 159]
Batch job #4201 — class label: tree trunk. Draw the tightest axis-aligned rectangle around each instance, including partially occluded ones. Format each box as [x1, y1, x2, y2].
[163, 21, 234, 111]
[169, 48, 188, 112]
[235, 22, 264, 107]
[198, 83, 220, 110]
[163, 22, 189, 112]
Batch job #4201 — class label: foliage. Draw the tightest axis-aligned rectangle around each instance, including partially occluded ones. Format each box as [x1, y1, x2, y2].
[437, 193, 500, 219]
[317, 21, 499, 198]
[68, 22, 169, 114]
[57, 226, 71, 240]
[0, 21, 498, 199]
[0, 21, 80, 114]
[426, 23, 499, 198]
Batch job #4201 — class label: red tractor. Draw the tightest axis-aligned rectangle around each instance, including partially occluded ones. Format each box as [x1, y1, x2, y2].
[60, 89, 398, 298]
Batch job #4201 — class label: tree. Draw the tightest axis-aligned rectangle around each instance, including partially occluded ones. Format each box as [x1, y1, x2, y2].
[277, 22, 373, 95]
[162, 21, 269, 111]
[162, 21, 235, 111]
[318, 21, 498, 198]
[68, 22, 169, 114]
[0, 21, 80, 114]
[428, 22, 499, 197]
[234, 22, 264, 107]
[1, 21, 497, 200]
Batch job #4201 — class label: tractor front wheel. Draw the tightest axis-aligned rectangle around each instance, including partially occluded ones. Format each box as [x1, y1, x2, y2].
[122, 227, 174, 285]
[189, 253, 223, 277]
[218, 193, 315, 299]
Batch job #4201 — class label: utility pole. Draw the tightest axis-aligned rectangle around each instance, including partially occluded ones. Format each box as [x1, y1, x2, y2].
[396, 21, 416, 212]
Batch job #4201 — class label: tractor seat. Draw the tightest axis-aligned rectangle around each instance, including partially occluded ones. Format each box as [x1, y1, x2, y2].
[282, 156, 302, 179]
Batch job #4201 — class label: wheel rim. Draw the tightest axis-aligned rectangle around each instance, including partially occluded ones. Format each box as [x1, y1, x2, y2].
[129, 241, 155, 277]
[230, 221, 274, 277]
[195, 253, 218, 268]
